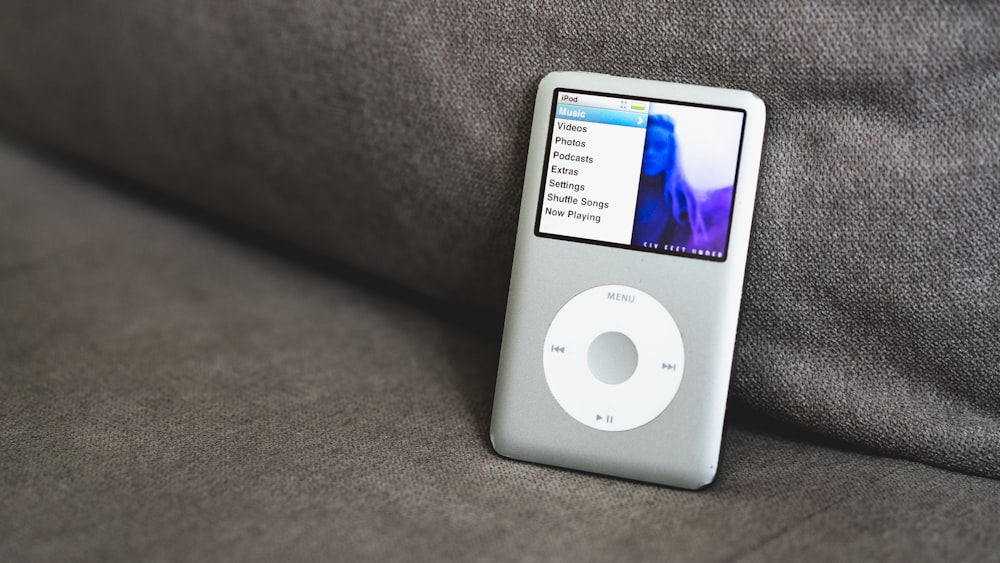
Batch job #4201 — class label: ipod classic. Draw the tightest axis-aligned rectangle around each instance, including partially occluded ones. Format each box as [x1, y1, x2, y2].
[491, 71, 766, 489]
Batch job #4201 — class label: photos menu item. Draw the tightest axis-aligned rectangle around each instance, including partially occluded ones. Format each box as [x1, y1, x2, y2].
[535, 89, 747, 262]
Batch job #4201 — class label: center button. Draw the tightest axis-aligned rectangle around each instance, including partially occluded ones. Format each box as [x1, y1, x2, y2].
[587, 331, 639, 385]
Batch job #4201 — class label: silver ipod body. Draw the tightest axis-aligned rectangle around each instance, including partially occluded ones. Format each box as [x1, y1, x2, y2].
[491, 72, 766, 489]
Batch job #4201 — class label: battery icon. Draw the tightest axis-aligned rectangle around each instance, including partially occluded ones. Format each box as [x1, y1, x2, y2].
[631, 102, 646, 111]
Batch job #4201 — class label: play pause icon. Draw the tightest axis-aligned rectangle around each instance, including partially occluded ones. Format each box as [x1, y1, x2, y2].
[595, 414, 614, 424]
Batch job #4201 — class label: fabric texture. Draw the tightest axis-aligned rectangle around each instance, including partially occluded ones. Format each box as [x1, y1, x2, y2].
[0, 0, 997, 481]
[3, 141, 999, 562]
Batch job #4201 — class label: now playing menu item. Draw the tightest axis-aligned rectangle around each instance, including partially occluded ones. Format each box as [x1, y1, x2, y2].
[535, 89, 747, 261]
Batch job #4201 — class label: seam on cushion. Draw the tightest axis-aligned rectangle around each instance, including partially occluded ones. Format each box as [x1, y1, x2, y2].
[727, 466, 903, 561]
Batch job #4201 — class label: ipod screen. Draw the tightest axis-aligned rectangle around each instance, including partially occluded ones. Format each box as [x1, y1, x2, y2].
[535, 88, 747, 262]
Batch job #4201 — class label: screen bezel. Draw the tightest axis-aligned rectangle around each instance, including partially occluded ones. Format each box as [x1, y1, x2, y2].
[533, 87, 749, 263]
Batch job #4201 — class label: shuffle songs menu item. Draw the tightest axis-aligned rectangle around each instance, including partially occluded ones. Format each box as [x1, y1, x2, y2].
[537, 91, 649, 245]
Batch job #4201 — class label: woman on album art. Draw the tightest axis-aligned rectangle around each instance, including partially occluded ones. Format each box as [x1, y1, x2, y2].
[630, 112, 733, 255]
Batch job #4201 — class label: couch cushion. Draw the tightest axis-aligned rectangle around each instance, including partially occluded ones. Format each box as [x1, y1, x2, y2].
[3, 139, 999, 561]
[0, 2, 996, 478]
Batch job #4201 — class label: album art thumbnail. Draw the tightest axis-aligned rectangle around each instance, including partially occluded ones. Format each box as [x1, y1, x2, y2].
[630, 103, 744, 258]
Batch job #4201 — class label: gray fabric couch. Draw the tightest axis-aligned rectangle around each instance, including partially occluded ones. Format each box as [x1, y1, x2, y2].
[2, 1, 998, 560]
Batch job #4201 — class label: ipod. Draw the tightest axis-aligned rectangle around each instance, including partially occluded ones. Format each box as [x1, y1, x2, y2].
[490, 72, 766, 489]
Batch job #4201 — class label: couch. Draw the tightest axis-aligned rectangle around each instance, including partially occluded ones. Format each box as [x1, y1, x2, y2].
[2, 1, 998, 560]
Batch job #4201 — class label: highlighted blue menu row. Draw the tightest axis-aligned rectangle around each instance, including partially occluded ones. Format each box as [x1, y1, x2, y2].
[555, 104, 648, 129]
